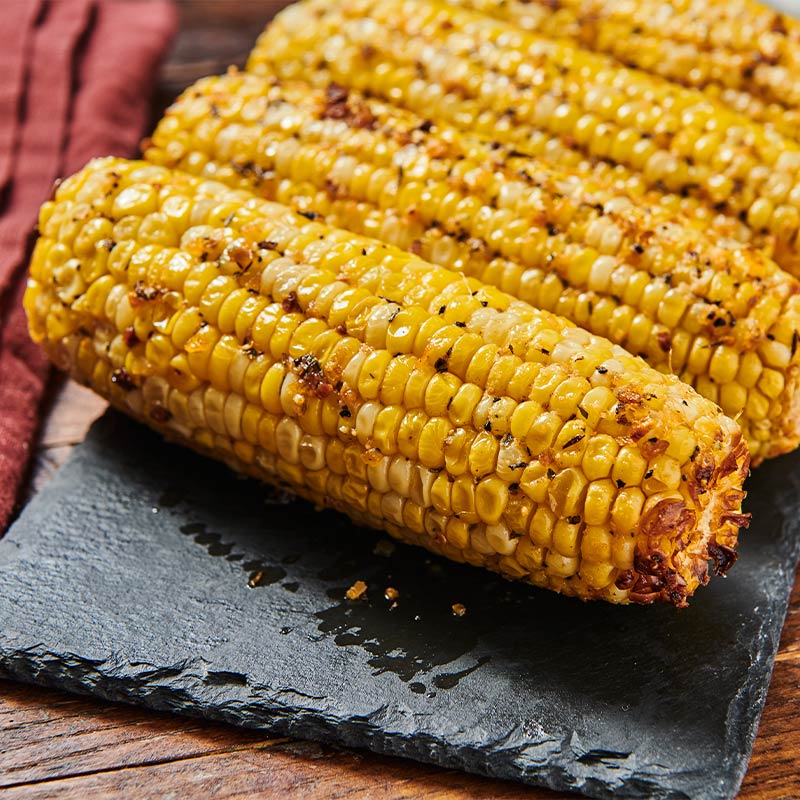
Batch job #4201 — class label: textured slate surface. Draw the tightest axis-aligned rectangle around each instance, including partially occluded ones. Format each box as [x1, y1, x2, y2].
[1, 411, 799, 800]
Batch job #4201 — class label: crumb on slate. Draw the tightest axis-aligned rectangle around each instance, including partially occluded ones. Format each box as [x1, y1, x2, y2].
[384, 586, 400, 602]
[451, 603, 467, 617]
[248, 571, 264, 588]
[345, 580, 368, 601]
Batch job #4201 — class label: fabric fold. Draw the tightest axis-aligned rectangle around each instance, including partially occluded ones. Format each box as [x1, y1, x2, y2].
[0, 0, 92, 298]
[65, 0, 178, 173]
[0, 1, 44, 197]
[0, 0, 177, 531]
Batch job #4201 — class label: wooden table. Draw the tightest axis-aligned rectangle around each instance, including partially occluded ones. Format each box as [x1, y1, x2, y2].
[2, 2, 799, 797]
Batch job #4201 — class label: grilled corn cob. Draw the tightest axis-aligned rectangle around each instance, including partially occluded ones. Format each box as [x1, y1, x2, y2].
[26, 159, 750, 606]
[449, 0, 800, 140]
[146, 71, 800, 462]
[248, 0, 800, 275]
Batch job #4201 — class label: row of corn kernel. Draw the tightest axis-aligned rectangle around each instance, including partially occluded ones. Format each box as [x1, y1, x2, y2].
[249, 0, 800, 274]
[147, 74, 800, 457]
[448, 0, 800, 139]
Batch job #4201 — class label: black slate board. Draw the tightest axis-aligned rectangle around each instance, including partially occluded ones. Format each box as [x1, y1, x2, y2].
[1, 411, 799, 800]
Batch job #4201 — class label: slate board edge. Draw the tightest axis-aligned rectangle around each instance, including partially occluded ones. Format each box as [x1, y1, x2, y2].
[719, 543, 800, 800]
[2, 415, 799, 800]
[0, 646, 705, 800]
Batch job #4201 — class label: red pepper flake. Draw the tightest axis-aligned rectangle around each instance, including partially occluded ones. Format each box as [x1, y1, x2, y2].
[324, 178, 342, 199]
[281, 291, 300, 313]
[325, 82, 349, 105]
[656, 331, 672, 352]
[293, 354, 334, 399]
[110, 368, 135, 391]
[320, 82, 377, 130]
[150, 405, 172, 424]
[131, 281, 164, 305]
[122, 327, 139, 348]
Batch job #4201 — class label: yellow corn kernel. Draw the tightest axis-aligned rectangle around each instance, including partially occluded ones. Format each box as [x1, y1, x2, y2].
[430, 473, 452, 515]
[643, 455, 682, 494]
[758, 368, 785, 400]
[581, 525, 613, 564]
[545, 551, 579, 578]
[584, 480, 616, 526]
[380, 355, 416, 406]
[552, 518, 581, 558]
[554, 419, 588, 468]
[610, 487, 646, 534]
[448, 382, 483, 426]
[530, 506, 556, 549]
[519, 461, 550, 505]
[580, 562, 615, 589]
[612, 445, 648, 488]
[550, 376, 591, 420]
[525, 410, 562, 455]
[547, 467, 589, 518]
[475, 476, 508, 525]
[418, 416, 451, 469]
[582, 434, 619, 480]
[708, 346, 740, 385]
[468, 430, 499, 478]
[445, 517, 471, 549]
[515, 537, 544, 570]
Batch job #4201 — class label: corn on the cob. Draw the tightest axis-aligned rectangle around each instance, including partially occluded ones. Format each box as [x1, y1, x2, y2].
[449, 0, 800, 140]
[25, 158, 750, 606]
[145, 71, 800, 462]
[245, 0, 718, 230]
[248, 0, 800, 275]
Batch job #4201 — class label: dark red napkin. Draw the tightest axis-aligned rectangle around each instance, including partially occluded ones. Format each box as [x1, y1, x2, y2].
[0, 0, 177, 531]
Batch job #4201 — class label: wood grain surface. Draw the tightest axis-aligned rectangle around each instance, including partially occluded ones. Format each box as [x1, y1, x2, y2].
[2, 1, 799, 797]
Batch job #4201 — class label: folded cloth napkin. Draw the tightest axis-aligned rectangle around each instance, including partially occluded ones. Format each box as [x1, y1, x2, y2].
[0, 0, 177, 532]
